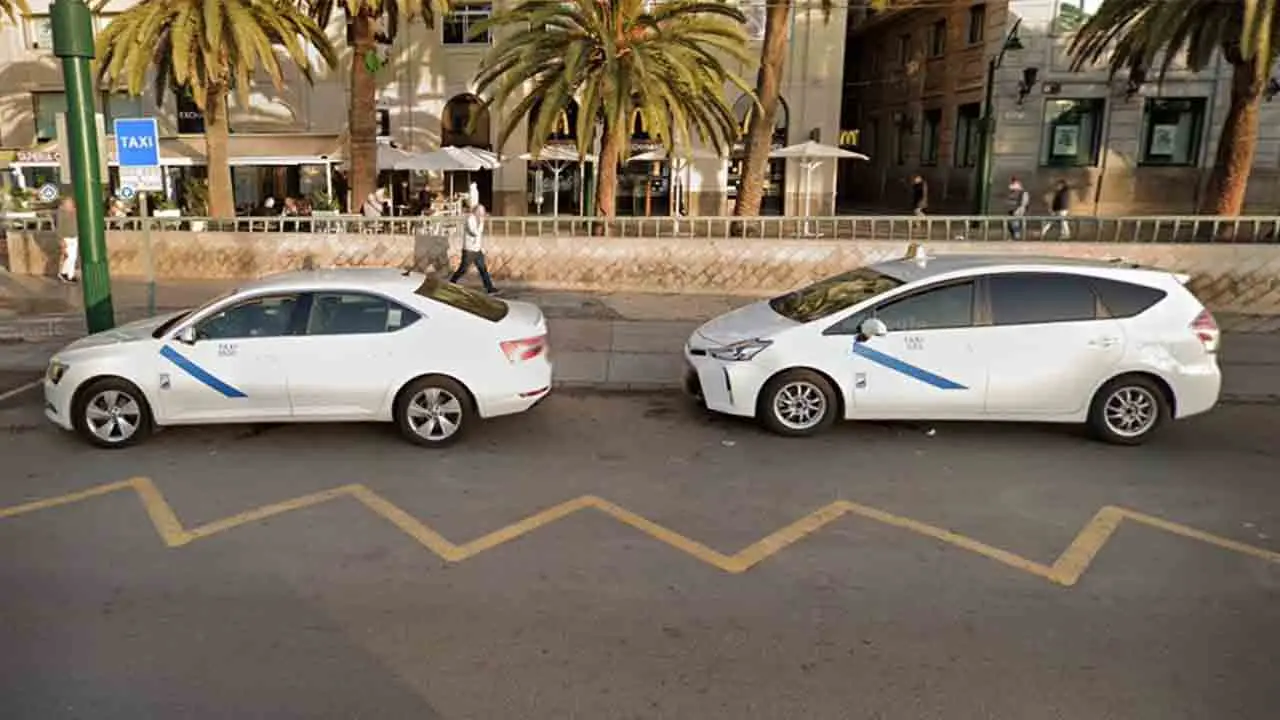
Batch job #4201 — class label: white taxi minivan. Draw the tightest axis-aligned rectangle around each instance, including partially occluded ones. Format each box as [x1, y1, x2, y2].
[684, 247, 1221, 445]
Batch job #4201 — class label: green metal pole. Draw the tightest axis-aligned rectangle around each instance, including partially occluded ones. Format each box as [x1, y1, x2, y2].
[51, 0, 114, 333]
[971, 57, 997, 218]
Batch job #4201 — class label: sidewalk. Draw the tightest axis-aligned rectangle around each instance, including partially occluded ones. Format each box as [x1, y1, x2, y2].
[2, 275, 1278, 402]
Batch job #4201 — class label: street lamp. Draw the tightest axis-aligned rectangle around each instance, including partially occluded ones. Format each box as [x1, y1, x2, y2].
[51, 0, 115, 332]
[971, 18, 1024, 217]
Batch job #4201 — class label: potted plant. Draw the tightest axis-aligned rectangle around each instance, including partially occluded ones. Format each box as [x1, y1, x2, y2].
[310, 191, 340, 217]
[181, 176, 210, 231]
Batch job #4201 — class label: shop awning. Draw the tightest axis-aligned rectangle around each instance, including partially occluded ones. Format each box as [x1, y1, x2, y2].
[5, 134, 340, 168]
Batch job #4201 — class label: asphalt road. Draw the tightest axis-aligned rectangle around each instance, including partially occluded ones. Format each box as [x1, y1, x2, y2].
[0, 389, 1278, 719]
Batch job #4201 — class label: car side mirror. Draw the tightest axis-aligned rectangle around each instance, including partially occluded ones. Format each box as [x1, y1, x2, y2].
[176, 326, 198, 345]
[859, 317, 888, 340]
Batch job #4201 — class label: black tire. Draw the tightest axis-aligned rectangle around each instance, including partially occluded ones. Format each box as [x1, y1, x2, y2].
[1087, 375, 1169, 446]
[394, 376, 474, 447]
[758, 369, 839, 437]
[71, 377, 153, 449]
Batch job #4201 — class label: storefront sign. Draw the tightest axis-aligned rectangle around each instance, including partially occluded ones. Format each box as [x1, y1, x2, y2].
[16, 150, 59, 163]
[838, 129, 861, 147]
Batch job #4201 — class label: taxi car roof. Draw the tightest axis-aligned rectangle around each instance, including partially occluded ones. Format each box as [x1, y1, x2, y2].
[870, 253, 1153, 283]
[237, 268, 424, 294]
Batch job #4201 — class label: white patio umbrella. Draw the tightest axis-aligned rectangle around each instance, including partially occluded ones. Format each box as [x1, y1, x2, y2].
[769, 141, 869, 236]
[520, 145, 596, 217]
[627, 147, 722, 221]
[394, 145, 502, 172]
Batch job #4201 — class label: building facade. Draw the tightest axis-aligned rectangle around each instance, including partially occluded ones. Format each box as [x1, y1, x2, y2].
[839, 0, 1280, 215]
[0, 1, 849, 216]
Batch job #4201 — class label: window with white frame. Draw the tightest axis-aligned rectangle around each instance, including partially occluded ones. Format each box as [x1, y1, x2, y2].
[443, 3, 491, 45]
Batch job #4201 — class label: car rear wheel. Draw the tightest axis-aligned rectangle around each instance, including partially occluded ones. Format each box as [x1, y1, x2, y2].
[759, 369, 838, 437]
[72, 378, 153, 449]
[1088, 375, 1168, 446]
[395, 376, 473, 447]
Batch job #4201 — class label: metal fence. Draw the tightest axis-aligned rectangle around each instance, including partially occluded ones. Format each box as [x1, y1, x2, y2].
[4, 213, 1280, 243]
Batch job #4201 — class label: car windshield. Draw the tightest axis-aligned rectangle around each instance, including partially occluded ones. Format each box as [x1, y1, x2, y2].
[769, 267, 903, 324]
[415, 276, 509, 322]
[150, 288, 241, 338]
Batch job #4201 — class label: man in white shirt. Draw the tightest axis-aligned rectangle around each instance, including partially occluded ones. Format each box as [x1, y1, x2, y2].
[449, 204, 499, 294]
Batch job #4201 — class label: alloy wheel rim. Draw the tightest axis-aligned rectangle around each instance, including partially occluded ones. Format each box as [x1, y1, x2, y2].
[773, 381, 827, 431]
[85, 389, 142, 443]
[408, 387, 464, 441]
[1103, 386, 1158, 438]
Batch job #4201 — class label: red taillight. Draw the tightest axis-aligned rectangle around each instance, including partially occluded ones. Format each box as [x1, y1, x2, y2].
[1190, 308, 1220, 353]
[501, 335, 547, 363]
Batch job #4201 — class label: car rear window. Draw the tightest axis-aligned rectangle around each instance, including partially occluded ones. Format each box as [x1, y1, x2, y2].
[770, 267, 903, 324]
[415, 276, 509, 322]
[1090, 278, 1167, 318]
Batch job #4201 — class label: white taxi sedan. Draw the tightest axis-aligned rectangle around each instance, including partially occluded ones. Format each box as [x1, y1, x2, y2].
[44, 268, 551, 448]
[685, 248, 1221, 445]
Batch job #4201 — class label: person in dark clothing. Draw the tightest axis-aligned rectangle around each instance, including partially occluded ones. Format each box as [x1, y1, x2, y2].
[1047, 180, 1072, 239]
[910, 175, 928, 216]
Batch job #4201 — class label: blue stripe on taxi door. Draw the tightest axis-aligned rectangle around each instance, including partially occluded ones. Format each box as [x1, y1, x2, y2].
[851, 343, 968, 390]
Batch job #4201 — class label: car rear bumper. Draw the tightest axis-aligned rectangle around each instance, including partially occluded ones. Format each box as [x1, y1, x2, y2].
[1172, 365, 1221, 419]
[475, 361, 553, 418]
[684, 348, 766, 418]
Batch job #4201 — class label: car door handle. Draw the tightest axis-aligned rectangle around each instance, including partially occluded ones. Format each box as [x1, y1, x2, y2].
[1088, 337, 1119, 348]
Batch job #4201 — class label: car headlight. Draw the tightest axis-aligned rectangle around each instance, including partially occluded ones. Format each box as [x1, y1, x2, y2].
[46, 359, 69, 385]
[708, 338, 773, 362]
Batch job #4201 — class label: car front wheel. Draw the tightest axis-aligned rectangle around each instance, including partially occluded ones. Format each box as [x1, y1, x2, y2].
[72, 377, 153, 449]
[1088, 375, 1169, 445]
[759, 369, 838, 437]
[395, 376, 473, 447]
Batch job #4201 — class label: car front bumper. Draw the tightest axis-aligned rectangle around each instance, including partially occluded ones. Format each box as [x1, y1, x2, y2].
[43, 377, 74, 431]
[683, 347, 768, 418]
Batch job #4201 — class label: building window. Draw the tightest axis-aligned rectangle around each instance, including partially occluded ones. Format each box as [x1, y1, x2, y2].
[377, 108, 391, 137]
[897, 34, 911, 64]
[443, 3, 491, 44]
[895, 122, 910, 165]
[32, 92, 67, 142]
[1042, 98, 1104, 166]
[967, 4, 986, 45]
[920, 109, 942, 166]
[1140, 98, 1205, 166]
[25, 15, 54, 50]
[177, 87, 205, 134]
[928, 19, 947, 57]
[103, 94, 144, 126]
[955, 102, 981, 167]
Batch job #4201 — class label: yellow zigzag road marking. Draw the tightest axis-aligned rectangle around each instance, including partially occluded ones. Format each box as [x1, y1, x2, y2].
[2, 478, 1278, 586]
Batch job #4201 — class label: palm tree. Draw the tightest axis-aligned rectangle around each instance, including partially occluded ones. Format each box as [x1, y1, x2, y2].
[1070, 0, 1280, 215]
[1, 0, 29, 24]
[96, 0, 336, 217]
[473, 0, 755, 218]
[306, 0, 448, 209]
[734, 1, 885, 219]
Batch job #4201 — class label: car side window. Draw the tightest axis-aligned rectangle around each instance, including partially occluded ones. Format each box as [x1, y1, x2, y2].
[988, 273, 1099, 326]
[1090, 278, 1167, 318]
[306, 293, 421, 336]
[873, 281, 976, 332]
[195, 294, 303, 340]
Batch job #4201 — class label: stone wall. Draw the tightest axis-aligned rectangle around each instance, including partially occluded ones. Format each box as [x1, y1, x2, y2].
[7, 229, 1280, 313]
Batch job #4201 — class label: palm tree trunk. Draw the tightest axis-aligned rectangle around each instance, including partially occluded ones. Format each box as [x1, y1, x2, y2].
[734, 1, 791, 218]
[204, 87, 234, 218]
[348, 11, 379, 211]
[594, 121, 623, 219]
[1200, 55, 1265, 217]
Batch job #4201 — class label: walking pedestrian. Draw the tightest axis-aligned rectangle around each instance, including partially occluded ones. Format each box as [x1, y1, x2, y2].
[910, 175, 928, 216]
[56, 195, 79, 283]
[449, 204, 499, 294]
[1047, 180, 1071, 239]
[1007, 176, 1030, 240]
